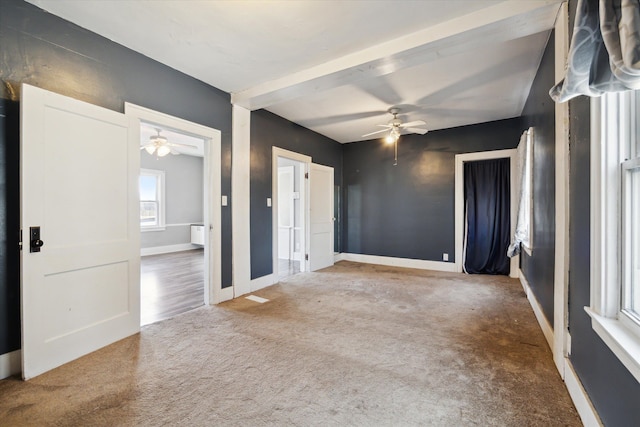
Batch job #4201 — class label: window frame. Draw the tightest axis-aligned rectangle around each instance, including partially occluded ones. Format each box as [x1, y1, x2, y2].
[587, 90, 640, 383]
[521, 128, 534, 255]
[139, 168, 166, 232]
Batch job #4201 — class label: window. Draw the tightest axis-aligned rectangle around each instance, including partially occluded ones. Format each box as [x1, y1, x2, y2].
[521, 128, 534, 253]
[588, 89, 640, 382]
[139, 169, 165, 231]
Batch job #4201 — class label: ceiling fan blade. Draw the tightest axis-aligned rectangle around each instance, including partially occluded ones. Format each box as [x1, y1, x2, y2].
[406, 127, 428, 135]
[170, 148, 180, 155]
[167, 142, 198, 149]
[361, 128, 390, 138]
[399, 120, 427, 128]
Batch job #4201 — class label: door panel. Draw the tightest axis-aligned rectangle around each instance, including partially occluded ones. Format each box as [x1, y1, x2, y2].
[21, 84, 140, 379]
[309, 163, 334, 271]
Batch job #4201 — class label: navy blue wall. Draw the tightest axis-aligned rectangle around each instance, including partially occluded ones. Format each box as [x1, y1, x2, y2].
[520, 31, 556, 325]
[568, 92, 640, 427]
[564, 1, 640, 424]
[343, 118, 523, 262]
[250, 110, 342, 279]
[0, 98, 20, 356]
[0, 0, 233, 356]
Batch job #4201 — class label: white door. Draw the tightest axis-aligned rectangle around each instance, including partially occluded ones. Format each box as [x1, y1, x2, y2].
[309, 163, 334, 271]
[20, 84, 140, 379]
[277, 166, 294, 260]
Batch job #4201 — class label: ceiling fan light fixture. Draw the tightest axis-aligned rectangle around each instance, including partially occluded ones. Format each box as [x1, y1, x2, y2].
[144, 145, 156, 155]
[156, 144, 171, 157]
[385, 127, 400, 144]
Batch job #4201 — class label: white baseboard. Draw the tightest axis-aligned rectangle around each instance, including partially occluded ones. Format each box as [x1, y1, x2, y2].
[141, 243, 201, 256]
[250, 274, 275, 293]
[339, 253, 457, 272]
[334, 253, 345, 262]
[519, 270, 554, 350]
[0, 350, 21, 379]
[564, 358, 602, 426]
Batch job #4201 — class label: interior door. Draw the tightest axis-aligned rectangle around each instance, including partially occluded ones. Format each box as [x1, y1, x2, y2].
[309, 163, 334, 271]
[20, 84, 140, 379]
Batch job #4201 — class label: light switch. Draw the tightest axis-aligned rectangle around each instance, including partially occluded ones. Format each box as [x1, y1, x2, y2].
[267, 197, 272, 207]
[221, 195, 228, 206]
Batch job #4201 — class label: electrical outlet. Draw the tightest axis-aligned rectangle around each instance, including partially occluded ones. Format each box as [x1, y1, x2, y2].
[443, 253, 449, 261]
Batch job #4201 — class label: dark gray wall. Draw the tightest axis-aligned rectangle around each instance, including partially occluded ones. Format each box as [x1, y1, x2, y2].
[343, 118, 524, 262]
[140, 153, 204, 249]
[250, 109, 342, 279]
[564, 1, 640, 425]
[0, 0, 233, 357]
[568, 92, 640, 427]
[520, 31, 556, 325]
[0, 98, 20, 356]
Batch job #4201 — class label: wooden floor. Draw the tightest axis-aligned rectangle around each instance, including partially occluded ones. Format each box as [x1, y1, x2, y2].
[141, 249, 204, 326]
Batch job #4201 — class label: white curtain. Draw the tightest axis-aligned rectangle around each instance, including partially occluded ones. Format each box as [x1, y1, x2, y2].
[507, 130, 532, 258]
[550, 0, 640, 102]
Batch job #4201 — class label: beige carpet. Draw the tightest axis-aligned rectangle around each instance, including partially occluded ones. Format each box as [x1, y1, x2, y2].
[0, 261, 580, 426]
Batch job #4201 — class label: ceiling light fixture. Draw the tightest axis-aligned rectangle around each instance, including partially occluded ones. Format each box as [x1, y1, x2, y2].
[141, 129, 174, 157]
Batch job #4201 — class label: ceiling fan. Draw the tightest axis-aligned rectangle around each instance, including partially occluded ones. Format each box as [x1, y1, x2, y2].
[141, 128, 197, 157]
[362, 108, 428, 165]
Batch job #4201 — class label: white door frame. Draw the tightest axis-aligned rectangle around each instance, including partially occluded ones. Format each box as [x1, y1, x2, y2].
[125, 104, 222, 304]
[272, 147, 311, 278]
[454, 149, 518, 277]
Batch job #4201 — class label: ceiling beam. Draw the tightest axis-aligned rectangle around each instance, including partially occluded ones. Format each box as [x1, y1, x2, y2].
[231, 1, 562, 111]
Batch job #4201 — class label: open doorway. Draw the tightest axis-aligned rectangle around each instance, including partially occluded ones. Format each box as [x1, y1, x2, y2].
[138, 123, 205, 325]
[272, 148, 311, 280]
[126, 102, 222, 322]
[454, 148, 518, 278]
[276, 157, 306, 280]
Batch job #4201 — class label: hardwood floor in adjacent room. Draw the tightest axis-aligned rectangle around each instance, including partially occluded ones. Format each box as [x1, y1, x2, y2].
[141, 249, 204, 326]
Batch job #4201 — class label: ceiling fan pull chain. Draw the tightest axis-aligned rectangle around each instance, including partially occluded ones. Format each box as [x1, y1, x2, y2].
[394, 139, 398, 166]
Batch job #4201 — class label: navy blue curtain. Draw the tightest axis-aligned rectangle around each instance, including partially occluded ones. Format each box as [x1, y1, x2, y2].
[464, 158, 510, 275]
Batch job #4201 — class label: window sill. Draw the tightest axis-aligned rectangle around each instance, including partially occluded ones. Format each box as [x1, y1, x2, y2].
[141, 226, 166, 232]
[585, 307, 640, 383]
[522, 244, 532, 256]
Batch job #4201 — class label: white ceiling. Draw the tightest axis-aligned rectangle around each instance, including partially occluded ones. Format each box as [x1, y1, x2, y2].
[27, 0, 563, 143]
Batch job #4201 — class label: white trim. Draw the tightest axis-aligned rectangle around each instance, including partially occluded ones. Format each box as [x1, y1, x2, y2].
[0, 350, 21, 379]
[520, 270, 554, 350]
[341, 253, 457, 272]
[334, 253, 345, 263]
[232, 105, 251, 298]
[125, 103, 222, 304]
[586, 308, 640, 383]
[250, 274, 276, 293]
[564, 358, 603, 427]
[165, 222, 205, 227]
[219, 286, 234, 303]
[553, 1, 570, 376]
[140, 243, 200, 256]
[454, 148, 518, 277]
[272, 147, 312, 280]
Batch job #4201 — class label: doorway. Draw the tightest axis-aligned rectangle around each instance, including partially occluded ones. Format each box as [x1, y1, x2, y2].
[138, 123, 205, 325]
[272, 148, 310, 280]
[126, 103, 222, 306]
[454, 149, 518, 278]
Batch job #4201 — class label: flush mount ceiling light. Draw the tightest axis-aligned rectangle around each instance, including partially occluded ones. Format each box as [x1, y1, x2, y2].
[362, 108, 428, 165]
[140, 128, 197, 157]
